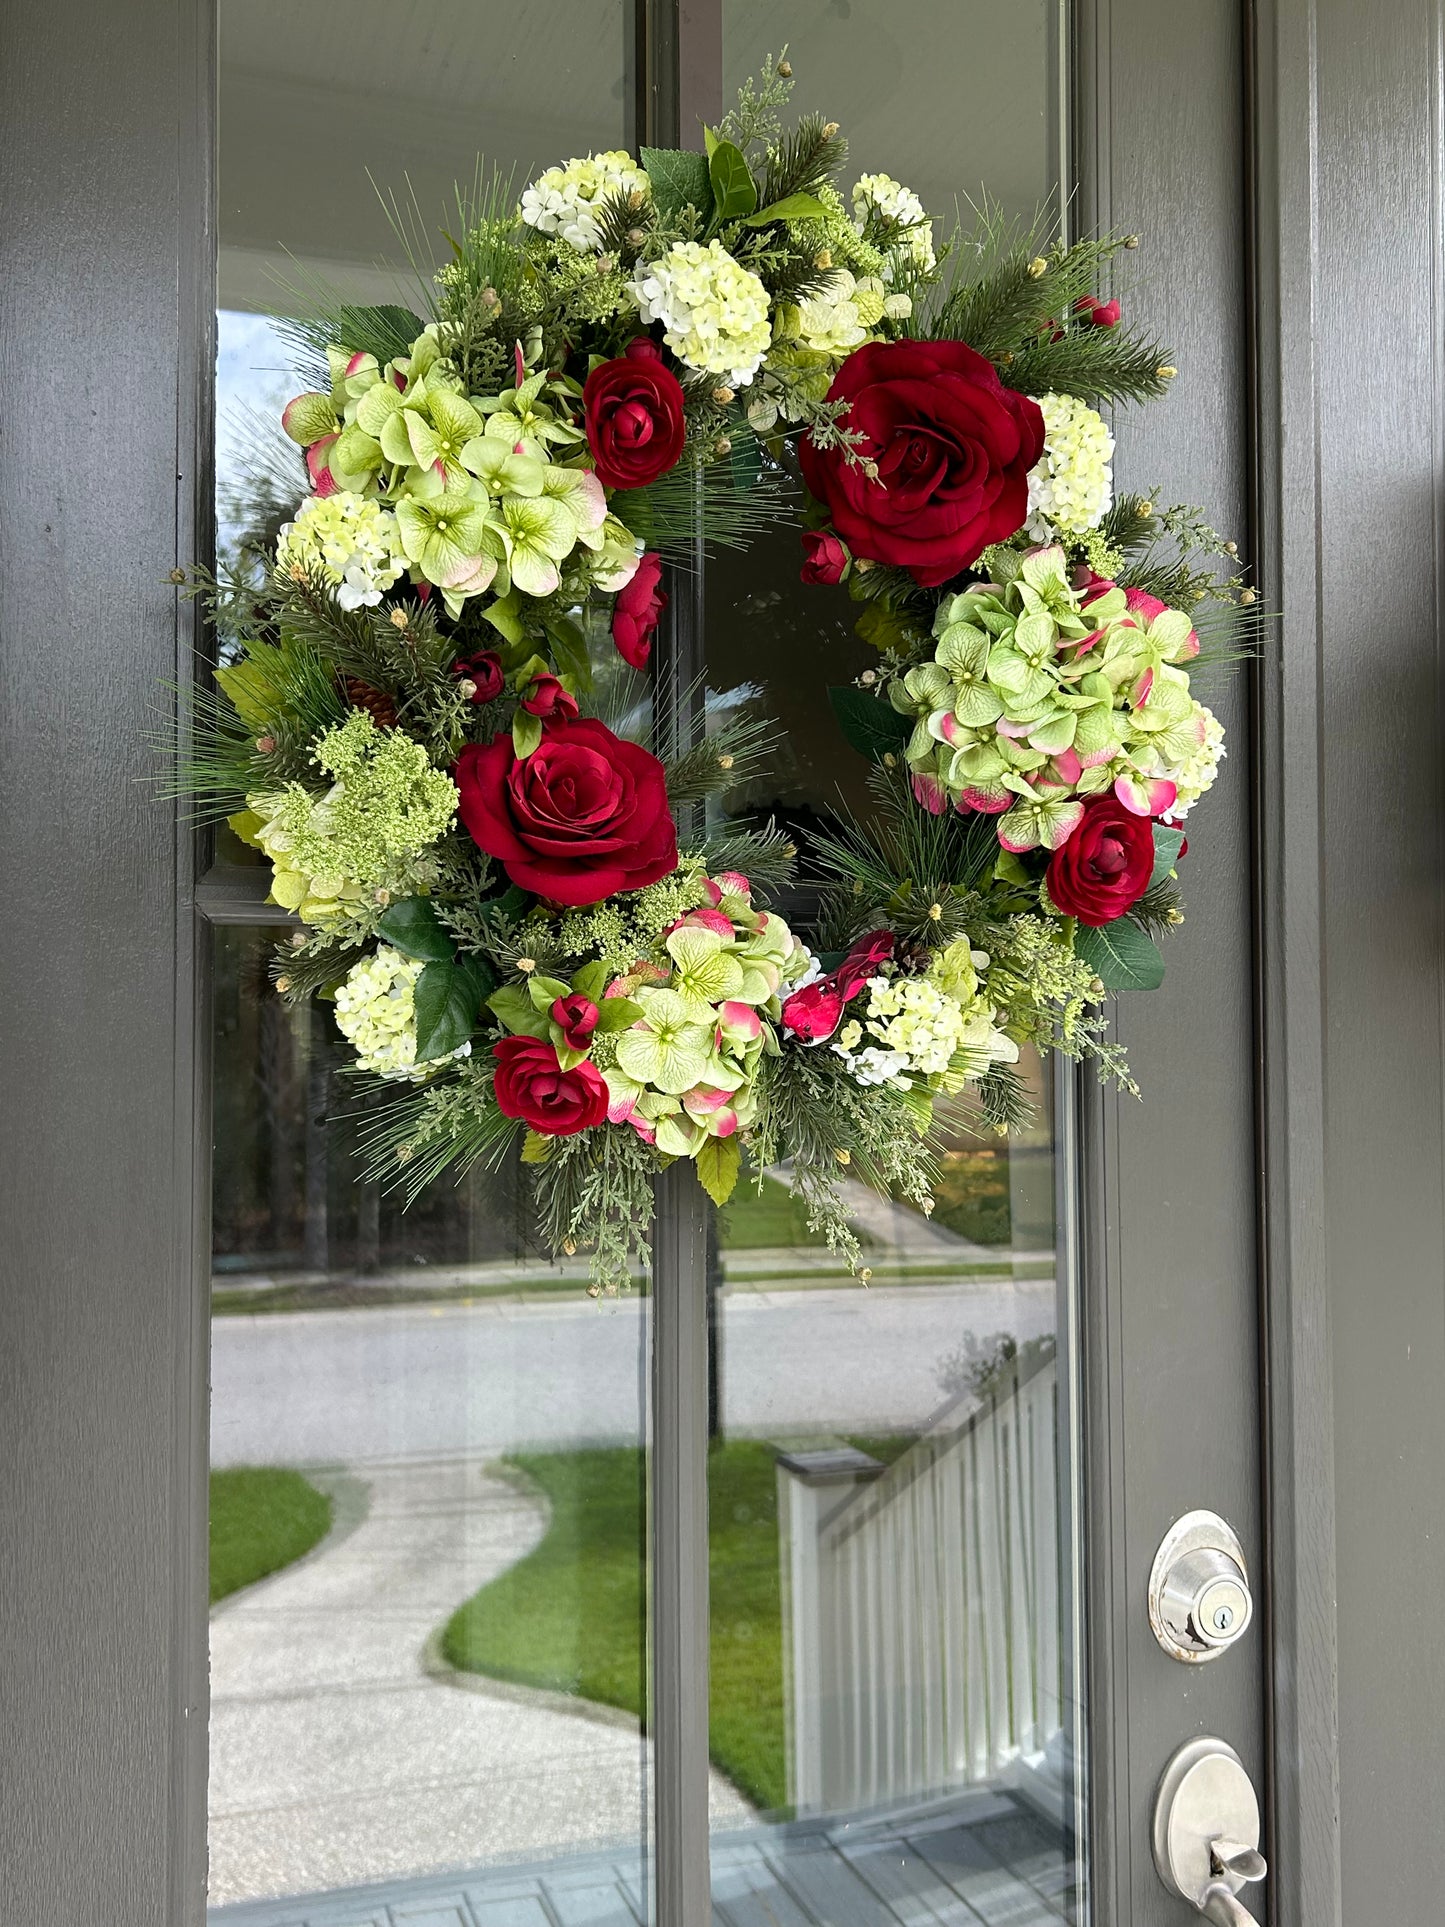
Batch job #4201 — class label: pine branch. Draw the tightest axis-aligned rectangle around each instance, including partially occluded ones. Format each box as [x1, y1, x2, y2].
[663, 710, 780, 805]
[688, 820, 798, 897]
[621, 459, 791, 563]
[1002, 326, 1171, 406]
[760, 113, 848, 208]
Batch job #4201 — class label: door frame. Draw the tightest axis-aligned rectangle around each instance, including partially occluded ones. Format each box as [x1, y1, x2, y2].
[0, 0, 1385, 1921]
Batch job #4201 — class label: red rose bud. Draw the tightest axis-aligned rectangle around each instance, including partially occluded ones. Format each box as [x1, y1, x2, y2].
[492, 1034, 609, 1136]
[799, 530, 849, 585]
[1046, 796, 1155, 927]
[452, 651, 505, 703]
[780, 981, 847, 1043]
[550, 993, 600, 1048]
[455, 716, 678, 907]
[583, 338, 687, 490]
[834, 930, 895, 1000]
[521, 675, 580, 721]
[611, 551, 666, 669]
[799, 340, 1045, 587]
[1091, 298, 1121, 327]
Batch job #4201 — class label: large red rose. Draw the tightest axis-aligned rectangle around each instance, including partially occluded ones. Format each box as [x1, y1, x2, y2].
[584, 338, 687, 489]
[492, 1034, 608, 1136]
[455, 716, 678, 907]
[611, 551, 666, 668]
[1046, 796, 1155, 926]
[799, 340, 1045, 587]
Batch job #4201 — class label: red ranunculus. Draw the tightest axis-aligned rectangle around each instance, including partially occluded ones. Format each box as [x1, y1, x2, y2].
[800, 530, 849, 585]
[521, 674, 579, 721]
[611, 551, 667, 668]
[492, 1034, 608, 1136]
[453, 651, 505, 702]
[833, 930, 895, 1000]
[1046, 796, 1155, 926]
[799, 340, 1045, 588]
[455, 716, 679, 907]
[780, 981, 847, 1042]
[583, 338, 687, 489]
[551, 993, 600, 1048]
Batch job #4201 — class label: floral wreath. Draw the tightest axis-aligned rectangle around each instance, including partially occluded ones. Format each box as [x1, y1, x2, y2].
[179, 57, 1253, 1293]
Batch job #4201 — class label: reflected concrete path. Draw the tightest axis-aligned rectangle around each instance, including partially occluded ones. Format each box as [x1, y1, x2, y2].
[210, 1279, 1057, 1469]
[209, 1458, 748, 1908]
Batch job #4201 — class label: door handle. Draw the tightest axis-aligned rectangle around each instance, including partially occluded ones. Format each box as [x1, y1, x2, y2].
[1153, 1737, 1267, 1925]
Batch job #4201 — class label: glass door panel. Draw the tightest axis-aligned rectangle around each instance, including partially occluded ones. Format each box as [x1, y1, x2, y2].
[207, 9, 653, 1921]
[701, 8, 1086, 1922]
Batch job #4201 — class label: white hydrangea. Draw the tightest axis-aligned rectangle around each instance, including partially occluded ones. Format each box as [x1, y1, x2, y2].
[834, 967, 1017, 1090]
[851, 173, 936, 279]
[333, 945, 470, 1081]
[1162, 702, 1226, 819]
[275, 491, 407, 609]
[793, 270, 871, 355]
[520, 150, 650, 251]
[1026, 392, 1115, 535]
[630, 240, 773, 386]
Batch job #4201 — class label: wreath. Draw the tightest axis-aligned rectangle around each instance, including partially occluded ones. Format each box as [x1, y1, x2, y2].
[178, 56, 1252, 1293]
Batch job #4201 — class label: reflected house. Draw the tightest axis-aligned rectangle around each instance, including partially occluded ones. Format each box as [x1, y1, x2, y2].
[778, 1345, 1073, 1826]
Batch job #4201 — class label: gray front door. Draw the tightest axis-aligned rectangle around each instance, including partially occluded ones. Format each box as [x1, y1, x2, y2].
[1, 4, 1272, 1925]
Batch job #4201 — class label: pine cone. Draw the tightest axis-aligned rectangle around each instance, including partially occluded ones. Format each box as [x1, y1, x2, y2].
[343, 678, 398, 729]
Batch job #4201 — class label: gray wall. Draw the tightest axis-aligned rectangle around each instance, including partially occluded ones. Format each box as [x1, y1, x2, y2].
[0, 0, 212, 1919]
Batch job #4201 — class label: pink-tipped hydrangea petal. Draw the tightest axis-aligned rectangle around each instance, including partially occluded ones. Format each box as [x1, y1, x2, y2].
[1115, 773, 1178, 817]
[1052, 748, 1083, 784]
[959, 784, 1012, 815]
[912, 772, 948, 814]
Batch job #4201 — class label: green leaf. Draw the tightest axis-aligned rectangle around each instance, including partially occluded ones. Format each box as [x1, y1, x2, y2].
[695, 1134, 742, 1207]
[1074, 918, 1166, 992]
[854, 601, 917, 653]
[594, 995, 644, 1033]
[543, 616, 593, 691]
[829, 686, 914, 763]
[512, 709, 544, 759]
[520, 1130, 553, 1165]
[570, 960, 611, 1002]
[993, 850, 1032, 886]
[742, 192, 828, 228]
[702, 124, 720, 158]
[1150, 823, 1186, 888]
[375, 896, 454, 964]
[527, 973, 571, 1012]
[487, 984, 551, 1039]
[414, 956, 497, 1061]
[707, 140, 759, 221]
[640, 146, 713, 224]
[481, 590, 527, 644]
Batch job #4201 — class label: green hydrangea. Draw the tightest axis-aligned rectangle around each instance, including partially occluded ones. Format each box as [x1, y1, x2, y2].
[248, 711, 456, 925]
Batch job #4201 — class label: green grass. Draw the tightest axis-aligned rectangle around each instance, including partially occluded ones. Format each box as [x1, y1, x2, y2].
[441, 1434, 912, 1812]
[719, 1173, 875, 1250]
[209, 1466, 333, 1605]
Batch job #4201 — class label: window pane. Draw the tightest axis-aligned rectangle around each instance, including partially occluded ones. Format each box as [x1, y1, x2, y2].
[208, 7, 652, 1917]
[703, 8, 1087, 1923]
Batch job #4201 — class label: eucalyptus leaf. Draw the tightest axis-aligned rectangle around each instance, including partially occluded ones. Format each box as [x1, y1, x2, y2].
[640, 146, 713, 223]
[1074, 918, 1166, 992]
[829, 686, 914, 763]
[375, 896, 454, 964]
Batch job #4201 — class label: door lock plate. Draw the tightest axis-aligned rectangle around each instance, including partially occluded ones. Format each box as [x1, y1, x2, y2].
[1149, 1510, 1253, 1662]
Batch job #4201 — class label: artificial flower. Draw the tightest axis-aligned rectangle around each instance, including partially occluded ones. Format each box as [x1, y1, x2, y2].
[799, 530, 849, 584]
[453, 651, 505, 702]
[492, 1034, 609, 1135]
[583, 340, 687, 488]
[1045, 795, 1155, 925]
[520, 674, 580, 721]
[520, 150, 650, 251]
[1027, 392, 1116, 536]
[611, 551, 666, 668]
[630, 240, 772, 386]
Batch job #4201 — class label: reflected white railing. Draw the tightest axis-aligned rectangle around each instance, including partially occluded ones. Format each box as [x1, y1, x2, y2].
[777, 1351, 1064, 1818]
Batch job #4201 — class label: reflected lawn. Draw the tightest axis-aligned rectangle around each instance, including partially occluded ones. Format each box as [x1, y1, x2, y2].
[209, 1466, 333, 1605]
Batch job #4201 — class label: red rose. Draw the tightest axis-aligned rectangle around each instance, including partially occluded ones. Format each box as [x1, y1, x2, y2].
[611, 552, 667, 669]
[799, 340, 1044, 587]
[583, 339, 687, 490]
[492, 1034, 608, 1136]
[521, 674, 579, 721]
[453, 651, 505, 702]
[800, 530, 849, 585]
[780, 981, 847, 1042]
[551, 993, 600, 1048]
[833, 930, 895, 1000]
[455, 716, 679, 907]
[1046, 797, 1155, 926]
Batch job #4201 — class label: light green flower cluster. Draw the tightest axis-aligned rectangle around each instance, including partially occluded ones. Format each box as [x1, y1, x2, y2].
[247, 711, 457, 925]
[1026, 393, 1116, 536]
[630, 240, 773, 386]
[280, 325, 637, 614]
[275, 491, 407, 609]
[335, 946, 469, 1080]
[833, 944, 1016, 1091]
[555, 867, 713, 976]
[792, 184, 890, 281]
[891, 545, 1217, 851]
[851, 173, 936, 279]
[519, 150, 649, 251]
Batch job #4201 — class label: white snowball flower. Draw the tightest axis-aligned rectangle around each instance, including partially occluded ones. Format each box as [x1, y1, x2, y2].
[630, 240, 772, 386]
[1026, 392, 1116, 535]
[851, 173, 936, 280]
[275, 492, 406, 604]
[520, 151, 650, 252]
[334, 945, 471, 1081]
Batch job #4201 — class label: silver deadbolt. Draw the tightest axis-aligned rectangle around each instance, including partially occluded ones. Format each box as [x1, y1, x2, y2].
[1153, 1736, 1267, 1926]
[1149, 1510, 1253, 1662]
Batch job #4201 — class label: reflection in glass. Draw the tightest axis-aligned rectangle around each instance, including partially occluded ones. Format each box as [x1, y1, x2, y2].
[208, 927, 653, 1919]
